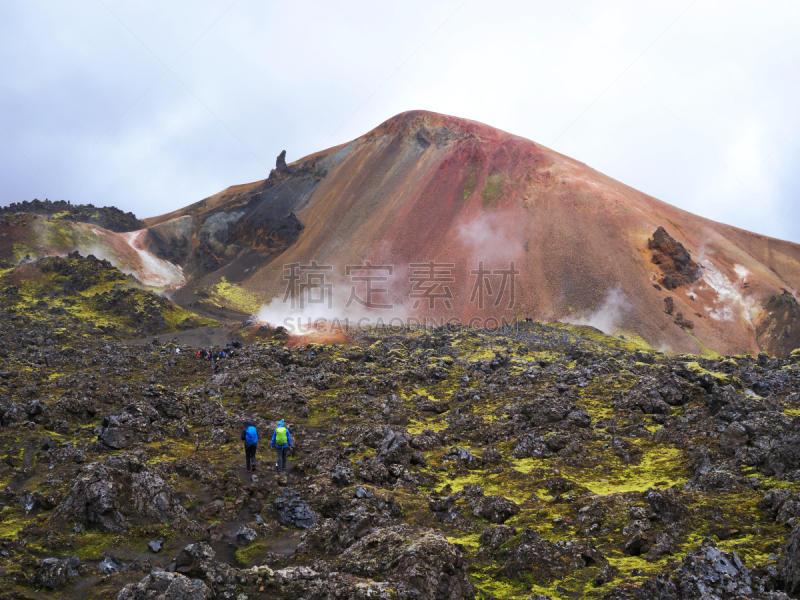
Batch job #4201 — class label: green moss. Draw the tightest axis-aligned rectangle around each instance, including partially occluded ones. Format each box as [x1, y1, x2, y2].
[235, 538, 273, 567]
[445, 532, 481, 551]
[406, 418, 449, 434]
[463, 170, 477, 200]
[469, 567, 537, 599]
[205, 277, 263, 313]
[481, 173, 506, 209]
[0, 518, 26, 539]
[686, 362, 730, 386]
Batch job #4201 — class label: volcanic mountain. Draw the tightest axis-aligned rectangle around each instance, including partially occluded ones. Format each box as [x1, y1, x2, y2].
[4, 110, 800, 356]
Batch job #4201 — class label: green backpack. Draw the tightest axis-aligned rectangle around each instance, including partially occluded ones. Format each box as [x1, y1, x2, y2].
[275, 427, 288, 446]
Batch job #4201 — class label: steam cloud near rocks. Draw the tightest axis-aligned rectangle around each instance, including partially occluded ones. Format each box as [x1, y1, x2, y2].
[256, 277, 410, 335]
[566, 286, 631, 335]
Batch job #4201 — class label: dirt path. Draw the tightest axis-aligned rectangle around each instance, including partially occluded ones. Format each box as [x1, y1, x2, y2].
[122, 325, 239, 348]
[213, 424, 329, 568]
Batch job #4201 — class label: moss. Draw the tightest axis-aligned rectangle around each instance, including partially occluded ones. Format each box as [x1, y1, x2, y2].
[463, 170, 477, 200]
[469, 566, 536, 599]
[481, 173, 506, 209]
[235, 538, 273, 567]
[205, 277, 262, 314]
[0, 518, 26, 539]
[445, 532, 481, 551]
[685, 362, 730, 386]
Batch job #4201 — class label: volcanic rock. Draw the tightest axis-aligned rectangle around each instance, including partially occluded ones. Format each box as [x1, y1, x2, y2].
[271, 487, 315, 529]
[116, 571, 212, 600]
[32, 556, 81, 590]
[333, 525, 475, 600]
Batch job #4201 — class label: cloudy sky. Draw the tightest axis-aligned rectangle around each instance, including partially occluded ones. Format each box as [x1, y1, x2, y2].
[1, 1, 799, 242]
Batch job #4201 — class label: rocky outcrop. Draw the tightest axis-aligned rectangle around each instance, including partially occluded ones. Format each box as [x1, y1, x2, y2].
[499, 528, 607, 583]
[0, 198, 144, 232]
[605, 541, 788, 599]
[116, 571, 211, 600]
[333, 525, 474, 600]
[32, 556, 82, 590]
[271, 487, 316, 529]
[778, 526, 800, 595]
[49, 453, 191, 533]
[648, 226, 702, 290]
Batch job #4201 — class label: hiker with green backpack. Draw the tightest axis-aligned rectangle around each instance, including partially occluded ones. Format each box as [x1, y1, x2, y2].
[270, 419, 292, 472]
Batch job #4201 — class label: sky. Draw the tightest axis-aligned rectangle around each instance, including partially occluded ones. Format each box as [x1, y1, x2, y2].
[1, 0, 799, 242]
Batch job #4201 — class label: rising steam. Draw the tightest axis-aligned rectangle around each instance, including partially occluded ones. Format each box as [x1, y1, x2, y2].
[566, 286, 630, 335]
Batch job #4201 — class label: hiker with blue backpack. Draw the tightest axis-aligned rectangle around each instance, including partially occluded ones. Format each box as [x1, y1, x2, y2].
[271, 419, 292, 472]
[241, 419, 259, 472]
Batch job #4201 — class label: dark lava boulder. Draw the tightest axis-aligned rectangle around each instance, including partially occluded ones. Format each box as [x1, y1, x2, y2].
[761, 488, 800, 525]
[330, 464, 355, 487]
[50, 454, 190, 533]
[442, 446, 480, 468]
[97, 403, 161, 449]
[472, 495, 520, 524]
[50, 463, 128, 532]
[236, 526, 257, 545]
[779, 525, 800, 595]
[481, 445, 502, 465]
[358, 458, 390, 484]
[116, 571, 212, 600]
[32, 555, 81, 590]
[174, 542, 216, 578]
[643, 488, 688, 524]
[500, 528, 607, 583]
[377, 428, 413, 466]
[272, 487, 315, 529]
[479, 524, 517, 550]
[333, 524, 474, 600]
[297, 506, 385, 555]
[604, 540, 788, 599]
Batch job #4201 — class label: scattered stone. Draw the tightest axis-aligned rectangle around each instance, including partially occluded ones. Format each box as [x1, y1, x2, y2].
[472, 495, 520, 524]
[271, 487, 315, 529]
[32, 556, 81, 590]
[236, 526, 257, 545]
[116, 571, 212, 600]
[355, 486, 372, 499]
[98, 556, 121, 574]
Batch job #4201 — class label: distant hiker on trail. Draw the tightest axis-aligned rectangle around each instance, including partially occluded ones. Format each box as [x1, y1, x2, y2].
[241, 419, 258, 472]
[271, 420, 292, 472]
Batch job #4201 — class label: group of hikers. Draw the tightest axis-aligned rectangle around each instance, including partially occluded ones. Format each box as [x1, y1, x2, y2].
[197, 347, 231, 362]
[240, 418, 292, 473]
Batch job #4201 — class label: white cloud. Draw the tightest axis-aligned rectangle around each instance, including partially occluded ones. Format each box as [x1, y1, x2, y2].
[0, 0, 799, 242]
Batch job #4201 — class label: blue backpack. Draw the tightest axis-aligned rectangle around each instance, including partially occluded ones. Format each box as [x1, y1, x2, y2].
[245, 426, 258, 445]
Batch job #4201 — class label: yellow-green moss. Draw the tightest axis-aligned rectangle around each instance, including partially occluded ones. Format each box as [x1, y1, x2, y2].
[685, 362, 730, 386]
[204, 277, 263, 314]
[234, 539, 273, 567]
[481, 173, 507, 209]
[463, 170, 477, 200]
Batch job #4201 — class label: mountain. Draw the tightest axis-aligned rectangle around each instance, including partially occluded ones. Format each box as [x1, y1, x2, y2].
[4, 110, 800, 356]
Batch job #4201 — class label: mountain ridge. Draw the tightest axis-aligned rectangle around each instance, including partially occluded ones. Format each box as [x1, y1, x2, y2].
[3, 110, 800, 357]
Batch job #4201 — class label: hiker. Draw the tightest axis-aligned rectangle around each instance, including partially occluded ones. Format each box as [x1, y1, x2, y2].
[219, 349, 226, 359]
[241, 419, 258, 472]
[271, 419, 292, 471]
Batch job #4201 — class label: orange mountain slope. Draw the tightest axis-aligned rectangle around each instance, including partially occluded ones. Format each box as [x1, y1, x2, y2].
[6, 110, 800, 356]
